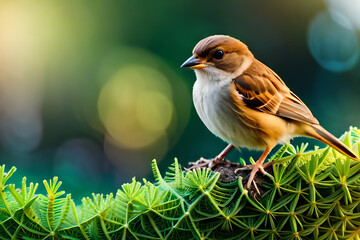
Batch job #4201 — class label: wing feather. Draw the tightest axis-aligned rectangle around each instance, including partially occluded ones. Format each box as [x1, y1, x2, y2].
[233, 61, 319, 125]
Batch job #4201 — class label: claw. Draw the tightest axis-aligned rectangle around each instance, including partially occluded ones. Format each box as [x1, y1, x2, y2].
[234, 161, 273, 194]
[185, 157, 238, 172]
[234, 165, 252, 174]
[234, 146, 274, 195]
[186, 144, 236, 172]
[185, 158, 215, 171]
[252, 180, 260, 194]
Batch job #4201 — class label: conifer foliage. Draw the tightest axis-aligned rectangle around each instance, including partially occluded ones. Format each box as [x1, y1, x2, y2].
[1, 127, 360, 239]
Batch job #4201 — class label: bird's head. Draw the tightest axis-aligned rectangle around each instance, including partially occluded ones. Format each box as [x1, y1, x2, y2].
[181, 35, 253, 77]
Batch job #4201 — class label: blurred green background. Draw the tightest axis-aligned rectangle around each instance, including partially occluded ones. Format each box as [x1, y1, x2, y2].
[0, 0, 359, 201]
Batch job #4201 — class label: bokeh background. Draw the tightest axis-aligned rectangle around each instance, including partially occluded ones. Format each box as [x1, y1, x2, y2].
[0, 0, 359, 201]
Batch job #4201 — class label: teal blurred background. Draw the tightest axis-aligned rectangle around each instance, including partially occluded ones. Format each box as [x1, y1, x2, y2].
[0, 1, 359, 200]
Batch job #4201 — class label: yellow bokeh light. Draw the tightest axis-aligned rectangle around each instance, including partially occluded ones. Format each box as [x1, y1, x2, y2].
[136, 92, 173, 133]
[98, 65, 174, 149]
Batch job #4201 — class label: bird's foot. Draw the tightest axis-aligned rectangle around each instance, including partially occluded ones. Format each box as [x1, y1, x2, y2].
[185, 157, 237, 172]
[234, 161, 273, 194]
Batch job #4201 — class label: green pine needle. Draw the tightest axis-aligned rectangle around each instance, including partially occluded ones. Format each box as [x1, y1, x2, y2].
[0, 127, 359, 239]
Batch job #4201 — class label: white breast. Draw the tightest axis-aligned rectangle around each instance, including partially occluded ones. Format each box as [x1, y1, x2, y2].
[192, 68, 262, 149]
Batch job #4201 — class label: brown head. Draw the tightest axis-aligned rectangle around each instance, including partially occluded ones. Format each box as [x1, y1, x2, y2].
[181, 35, 253, 74]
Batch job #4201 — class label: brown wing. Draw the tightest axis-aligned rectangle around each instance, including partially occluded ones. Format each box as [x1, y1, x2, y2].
[233, 61, 319, 125]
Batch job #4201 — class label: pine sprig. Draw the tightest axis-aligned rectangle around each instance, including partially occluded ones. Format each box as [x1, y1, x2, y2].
[0, 127, 359, 239]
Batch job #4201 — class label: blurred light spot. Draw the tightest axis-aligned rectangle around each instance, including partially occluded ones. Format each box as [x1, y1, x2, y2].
[0, 2, 47, 153]
[0, 111, 42, 152]
[97, 48, 191, 176]
[324, 0, 360, 30]
[98, 65, 174, 149]
[328, 10, 353, 30]
[53, 139, 105, 189]
[137, 92, 173, 132]
[307, 11, 359, 72]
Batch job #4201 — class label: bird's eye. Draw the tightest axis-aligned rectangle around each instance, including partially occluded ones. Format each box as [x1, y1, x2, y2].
[213, 50, 224, 59]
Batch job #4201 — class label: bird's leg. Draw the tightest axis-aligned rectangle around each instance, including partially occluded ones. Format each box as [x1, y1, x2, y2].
[234, 147, 272, 189]
[186, 144, 235, 171]
[216, 144, 234, 161]
[236, 158, 273, 174]
[262, 161, 273, 170]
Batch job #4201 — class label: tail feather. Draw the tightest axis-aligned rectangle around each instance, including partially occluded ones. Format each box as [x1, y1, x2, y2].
[308, 125, 359, 161]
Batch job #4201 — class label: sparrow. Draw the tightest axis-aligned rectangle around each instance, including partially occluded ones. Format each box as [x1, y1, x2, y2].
[181, 35, 359, 190]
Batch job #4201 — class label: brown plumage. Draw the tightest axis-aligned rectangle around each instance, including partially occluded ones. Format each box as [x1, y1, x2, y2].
[181, 35, 359, 189]
[233, 59, 319, 125]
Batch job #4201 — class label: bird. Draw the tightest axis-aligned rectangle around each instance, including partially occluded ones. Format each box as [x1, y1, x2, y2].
[180, 35, 359, 190]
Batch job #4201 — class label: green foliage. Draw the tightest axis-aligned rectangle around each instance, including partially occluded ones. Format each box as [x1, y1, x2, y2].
[1, 127, 360, 239]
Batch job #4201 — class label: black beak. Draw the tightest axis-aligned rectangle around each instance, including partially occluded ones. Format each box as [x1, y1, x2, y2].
[180, 55, 205, 69]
